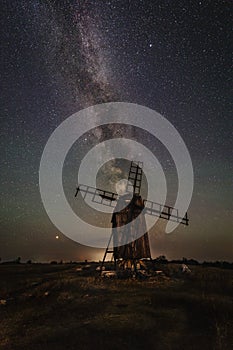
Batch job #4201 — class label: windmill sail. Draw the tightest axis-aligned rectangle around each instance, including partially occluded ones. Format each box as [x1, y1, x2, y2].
[75, 184, 118, 207]
[75, 184, 188, 225]
[126, 161, 143, 195]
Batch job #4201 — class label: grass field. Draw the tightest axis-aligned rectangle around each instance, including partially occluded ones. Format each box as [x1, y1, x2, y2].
[0, 263, 232, 350]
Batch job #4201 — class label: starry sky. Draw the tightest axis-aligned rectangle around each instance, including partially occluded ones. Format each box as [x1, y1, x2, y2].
[1, 0, 232, 262]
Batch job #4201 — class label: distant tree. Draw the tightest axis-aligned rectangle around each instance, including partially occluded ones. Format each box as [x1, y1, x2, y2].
[156, 255, 168, 264]
[26, 259, 32, 264]
[50, 260, 57, 264]
[15, 257, 21, 264]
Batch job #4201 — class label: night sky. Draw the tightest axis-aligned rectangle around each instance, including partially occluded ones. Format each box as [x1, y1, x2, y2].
[1, 0, 232, 262]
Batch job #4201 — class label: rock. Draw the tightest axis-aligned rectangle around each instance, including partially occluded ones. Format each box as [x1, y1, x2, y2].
[101, 270, 117, 278]
[76, 267, 83, 271]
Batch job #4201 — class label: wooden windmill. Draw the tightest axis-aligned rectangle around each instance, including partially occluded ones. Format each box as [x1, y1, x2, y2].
[75, 161, 189, 272]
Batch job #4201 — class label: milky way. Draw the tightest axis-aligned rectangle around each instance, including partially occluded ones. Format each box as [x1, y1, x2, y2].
[48, 2, 117, 106]
[1, 0, 232, 262]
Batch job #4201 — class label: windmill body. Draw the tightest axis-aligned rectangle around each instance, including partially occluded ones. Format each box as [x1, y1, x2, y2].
[112, 193, 151, 262]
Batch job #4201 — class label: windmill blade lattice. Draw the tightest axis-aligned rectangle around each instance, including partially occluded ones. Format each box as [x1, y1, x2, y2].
[75, 184, 118, 207]
[126, 161, 143, 195]
[75, 184, 188, 226]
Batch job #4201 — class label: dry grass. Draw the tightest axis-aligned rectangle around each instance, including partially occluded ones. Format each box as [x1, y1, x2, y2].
[0, 263, 232, 350]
